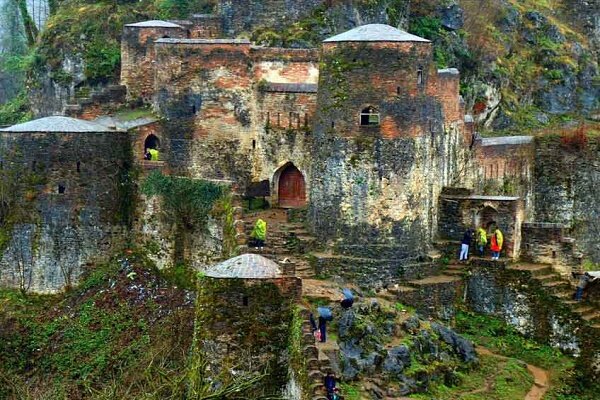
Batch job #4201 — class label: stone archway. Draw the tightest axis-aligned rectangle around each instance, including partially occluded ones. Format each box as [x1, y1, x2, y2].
[476, 205, 498, 230]
[274, 163, 306, 208]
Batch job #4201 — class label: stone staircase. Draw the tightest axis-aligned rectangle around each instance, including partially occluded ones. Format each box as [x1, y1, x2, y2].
[242, 208, 317, 279]
[298, 307, 335, 400]
[506, 263, 600, 329]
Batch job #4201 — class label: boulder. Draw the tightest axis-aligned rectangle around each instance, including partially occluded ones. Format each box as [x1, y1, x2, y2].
[439, 3, 464, 30]
[431, 322, 478, 363]
[382, 345, 411, 375]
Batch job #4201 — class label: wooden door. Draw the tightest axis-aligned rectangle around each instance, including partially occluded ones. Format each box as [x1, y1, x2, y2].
[278, 165, 306, 208]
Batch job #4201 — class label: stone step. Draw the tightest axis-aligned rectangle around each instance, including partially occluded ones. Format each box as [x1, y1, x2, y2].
[582, 311, 600, 322]
[507, 263, 553, 276]
[445, 269, 465, 276]
[573, 306, 595, 314]
[591, 324, 600, 330]
[408, 275, 462, 286]
[388, 285, 417, 295]
[536, 274, 559, 282]
[446, 264, 464, 270]
[553, 291, 573, 300]
[542, 280, 570, 289]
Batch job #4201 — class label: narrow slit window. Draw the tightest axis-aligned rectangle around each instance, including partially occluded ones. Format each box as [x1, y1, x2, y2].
[252, 139, 256, 150]
[76, 161, 81, 173]
[360, 106, 380, 126]
[242, 296, 249, 306]
[417, 67, 424, 86]
[58, 185, 65, 194]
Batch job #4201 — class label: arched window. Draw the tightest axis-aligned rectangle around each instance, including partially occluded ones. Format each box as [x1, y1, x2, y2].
[144, 134, 161, 161]
[360, 106, 380, 126]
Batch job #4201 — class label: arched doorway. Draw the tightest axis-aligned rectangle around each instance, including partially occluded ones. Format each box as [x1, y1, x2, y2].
[277, 164, 306, 208]
[475, 205, 498, 231]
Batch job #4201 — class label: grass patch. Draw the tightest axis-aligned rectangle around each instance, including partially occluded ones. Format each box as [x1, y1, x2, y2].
[410, 354, 533, 400]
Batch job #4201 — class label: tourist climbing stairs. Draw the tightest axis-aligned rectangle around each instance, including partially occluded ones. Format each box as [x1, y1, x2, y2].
[298, 307, 335, 400]
[243, 208, 317, 278]
[507, 263, 600, 329]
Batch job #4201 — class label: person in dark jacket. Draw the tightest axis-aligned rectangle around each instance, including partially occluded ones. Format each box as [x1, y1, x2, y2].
[459, 228, 473, 261]
[340, 288, 354, 309]
[318, 315, 327, 343]
[309, 313, 317, 332]
[324, 372, 336, 398]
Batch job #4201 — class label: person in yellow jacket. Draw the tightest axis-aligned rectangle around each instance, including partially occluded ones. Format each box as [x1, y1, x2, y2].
[476, 227, 487, 256]
[250, 218, 267, 250]
[148, 148, 159, 161]
[490, 226, 503, 260]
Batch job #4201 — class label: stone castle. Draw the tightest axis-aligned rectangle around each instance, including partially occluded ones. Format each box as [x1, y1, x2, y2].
[0, 8, 597, 293]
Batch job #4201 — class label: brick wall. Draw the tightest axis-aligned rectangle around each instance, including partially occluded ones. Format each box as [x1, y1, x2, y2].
[120, 25, 187, 103]
[474, 138, 535, 214]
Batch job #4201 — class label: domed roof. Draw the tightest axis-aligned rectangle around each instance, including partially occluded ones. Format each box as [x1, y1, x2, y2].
[205, 254, 282, 279]
[125, 20, 183, 28]
[0, 116, 119, 133]
[324, 24, 430, 43]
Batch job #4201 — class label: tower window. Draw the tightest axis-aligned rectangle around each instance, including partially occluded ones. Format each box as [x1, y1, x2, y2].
[417, 67, 424, 86]
[76, 161, 81, 173]
[242, 295, 249, 306]
[252, 139, 256, 150]
[58, 185, 65, 194]
[360, 106, 380, 126]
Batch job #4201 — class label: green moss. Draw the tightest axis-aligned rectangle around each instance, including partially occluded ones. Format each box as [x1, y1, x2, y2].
[0, 91, 33, 125]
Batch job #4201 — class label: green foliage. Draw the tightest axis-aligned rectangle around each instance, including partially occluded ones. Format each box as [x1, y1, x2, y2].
[0, 92, 33, 125]
[339, 382, 361, 400]
[410, 16, 443, 41]
[411, 354, 533, 400]
[454, 310, 570, 371]
[141, 171, 227, 230]
[155, 0, 216, 20]
[83, 40, 121, 84]
[160, 263, 197, 290]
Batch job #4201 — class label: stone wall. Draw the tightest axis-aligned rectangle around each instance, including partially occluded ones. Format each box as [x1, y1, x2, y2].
[437, 191, 524, 259]
[533, 135, 600, 262]
[309, 40, 471, 258]
[521, 222, 581, 275]
[153, 40, 318, 201]
[474, 136, 535, 214]
[121, 24, 187, 103]
[194, 276, 301, 396]
[0, 130, 131, 293]
[218, 0, 325, 37]
[465, 265, 600, 380]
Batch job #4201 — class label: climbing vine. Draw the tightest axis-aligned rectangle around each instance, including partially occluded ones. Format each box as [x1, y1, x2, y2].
[141, 171, 227, 230]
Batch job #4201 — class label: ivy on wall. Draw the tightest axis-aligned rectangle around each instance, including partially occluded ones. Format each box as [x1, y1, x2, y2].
[141, 171, 227, 230]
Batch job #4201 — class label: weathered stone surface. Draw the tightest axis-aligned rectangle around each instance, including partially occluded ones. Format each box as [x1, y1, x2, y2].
[382, 345, 411, 375]
[430, 322, 477, 363]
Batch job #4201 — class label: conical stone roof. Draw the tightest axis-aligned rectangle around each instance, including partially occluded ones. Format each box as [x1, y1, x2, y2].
[324, 24, 430, 43]
[205, 253, 282, 279]
[1, 116, 119, 133]
[125, 20, 183, 28]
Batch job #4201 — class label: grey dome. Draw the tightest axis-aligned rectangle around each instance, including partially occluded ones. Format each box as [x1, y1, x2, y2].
[324, 24, 430, 43]
[205, 254, 282, 279]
